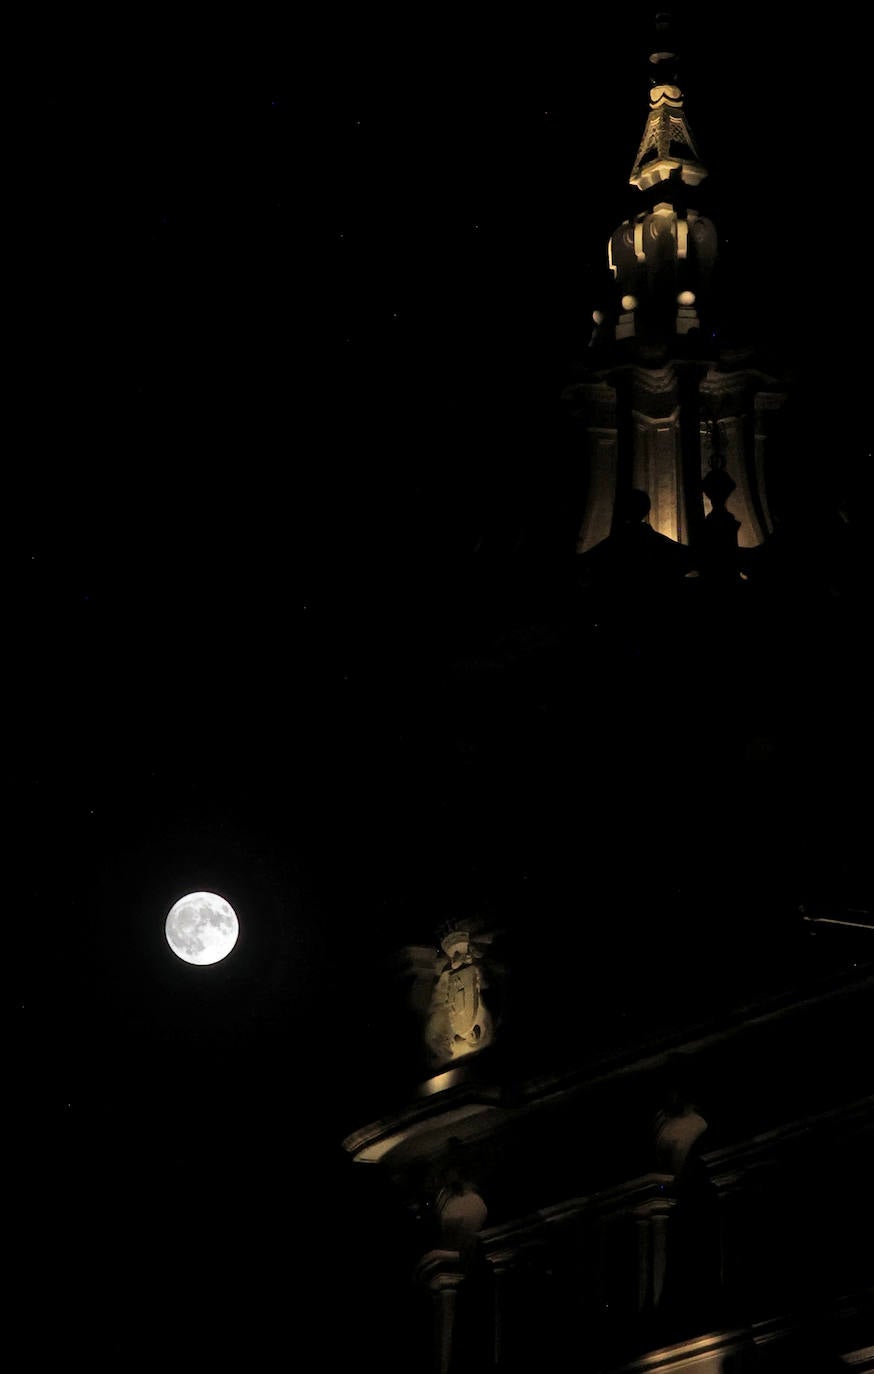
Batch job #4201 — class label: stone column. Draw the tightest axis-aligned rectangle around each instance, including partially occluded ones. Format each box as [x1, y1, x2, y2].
[486, 1252, 514, 1369]
[633, 1193, 676, 1313]
[635, 1214, 651, 1315]
[650, 1203, 672, 1310]
[710, 1168, 745, 1309]
[416, 1250, 466, 1374]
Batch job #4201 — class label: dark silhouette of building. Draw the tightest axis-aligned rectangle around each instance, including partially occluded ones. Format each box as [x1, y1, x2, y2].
[340, 12, 873, 1372]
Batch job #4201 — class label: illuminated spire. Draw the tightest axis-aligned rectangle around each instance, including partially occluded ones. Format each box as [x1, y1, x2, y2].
[564, 10, 789, 560]
[603, 10, 717, 347]
[629, 11, 708, 191]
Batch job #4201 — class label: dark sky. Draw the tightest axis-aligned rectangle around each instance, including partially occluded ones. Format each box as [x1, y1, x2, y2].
[21, 10, 870, 1366]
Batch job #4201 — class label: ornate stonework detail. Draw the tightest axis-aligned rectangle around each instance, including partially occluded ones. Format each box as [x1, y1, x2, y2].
[424, 929, 493, 1067]
[631, 363, 679, 412]
[638, 121, 660, 157]
[653, 1099, 709, 1176]
[630, 95, 708, 190]
[669, 114, 698, 158]
[562, 379, 617, 427]
[435, 1178, 488, 1254]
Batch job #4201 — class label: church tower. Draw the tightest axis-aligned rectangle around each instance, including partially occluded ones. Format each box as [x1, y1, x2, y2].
[340, 15, 873, 1374]
[564, 11, 789, 556]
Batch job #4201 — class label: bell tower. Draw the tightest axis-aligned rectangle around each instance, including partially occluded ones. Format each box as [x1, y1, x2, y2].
[564, 11, 789, 556]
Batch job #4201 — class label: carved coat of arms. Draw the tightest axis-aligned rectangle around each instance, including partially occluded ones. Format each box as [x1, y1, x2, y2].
[423, 929, 492, 1067]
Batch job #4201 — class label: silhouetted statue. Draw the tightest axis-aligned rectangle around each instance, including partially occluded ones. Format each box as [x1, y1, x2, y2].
[573, 491, 694, 670]
[694, 467, 741, 584]
[578, 489, 694, 596]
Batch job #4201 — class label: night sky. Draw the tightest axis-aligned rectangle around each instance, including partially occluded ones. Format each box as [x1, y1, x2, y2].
[21, 9, 871, 1367]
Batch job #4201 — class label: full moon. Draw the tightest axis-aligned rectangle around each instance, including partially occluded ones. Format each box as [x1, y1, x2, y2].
[164, 891, 240, 966]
